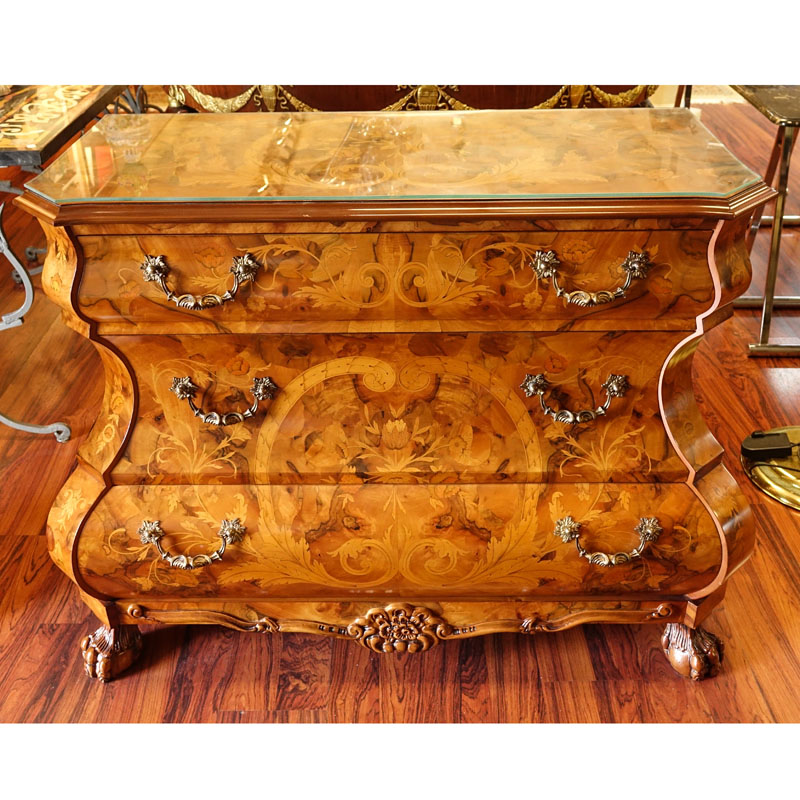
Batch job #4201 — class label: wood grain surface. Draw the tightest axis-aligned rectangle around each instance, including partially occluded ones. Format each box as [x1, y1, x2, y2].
[74, 229, 717, 332]
[74, 480, 721, 599]
[37, 202, 743, 674]
[108, 330, 688, 485]
[19, 102, 763, 678]
[1, 99, 799, 722]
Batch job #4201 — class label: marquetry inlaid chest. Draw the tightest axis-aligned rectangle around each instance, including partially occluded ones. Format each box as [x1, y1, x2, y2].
[20, 108, 772, 681]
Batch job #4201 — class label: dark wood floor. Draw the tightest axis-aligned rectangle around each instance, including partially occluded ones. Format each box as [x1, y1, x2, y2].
[1, 99, 799, 723]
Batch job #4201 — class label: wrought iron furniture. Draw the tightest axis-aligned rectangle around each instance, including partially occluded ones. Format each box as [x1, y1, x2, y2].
[19, 108, 772, 681]
[0, 85, 126, 169]
[1, 85, 125, 441]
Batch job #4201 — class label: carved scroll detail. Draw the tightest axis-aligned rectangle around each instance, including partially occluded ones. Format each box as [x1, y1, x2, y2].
[127, 604, 279, 633]
[520, 602, 676, 634]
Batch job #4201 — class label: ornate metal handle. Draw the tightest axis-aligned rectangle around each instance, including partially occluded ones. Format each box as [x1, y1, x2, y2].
[554, 516, 662, 566]
[170, 375, 278, 426]
[138, 519, 245, 570]
[520, 373, 629, 425]
[530, 249, 652, 307]
[140, 253, 260, 310]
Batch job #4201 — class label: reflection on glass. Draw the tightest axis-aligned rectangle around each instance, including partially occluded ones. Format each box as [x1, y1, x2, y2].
[26, 108, 761, 203]
[0, 86, 98, 149]
[100, 115, 151, 163]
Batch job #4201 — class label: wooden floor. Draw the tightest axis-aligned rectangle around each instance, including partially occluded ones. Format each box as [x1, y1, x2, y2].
[1, 98, 799, 723]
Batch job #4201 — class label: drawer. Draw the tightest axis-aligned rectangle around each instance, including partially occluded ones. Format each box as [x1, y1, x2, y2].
[109, 331, 688, 485]
[76, 482, 723, 600]
[76, 229, 716, 332]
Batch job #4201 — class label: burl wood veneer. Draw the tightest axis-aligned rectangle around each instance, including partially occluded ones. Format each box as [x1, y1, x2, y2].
[19, 109, 773, 681]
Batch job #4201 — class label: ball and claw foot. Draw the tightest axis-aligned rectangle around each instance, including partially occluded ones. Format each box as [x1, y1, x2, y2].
[661, 622, 724, 681]
[80, 625, 143, 682]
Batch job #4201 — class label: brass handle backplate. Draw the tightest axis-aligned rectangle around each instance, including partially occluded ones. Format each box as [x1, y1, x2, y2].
[170, 375, 278, 426]
[520, 373, 629, 425]
[553, 516, 662, 566]
[138, 518, 245, 570]
[531, 249, 652, 307]
[140, 253, 260, 310]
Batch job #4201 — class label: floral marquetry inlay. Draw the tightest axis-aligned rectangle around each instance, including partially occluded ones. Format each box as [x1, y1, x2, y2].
[347, 603, 452, 653]
[107, 330, 693, 487]
[248, 235, 543, 314]
[29, 106, 763, 682]
[76, 480, 724, 602]
[75, 228, 722, 330]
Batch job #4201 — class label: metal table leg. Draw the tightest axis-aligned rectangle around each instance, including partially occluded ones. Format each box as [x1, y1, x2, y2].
[747, 126, 800, 357]
[0, 202, 71, 441]
[736, 127, 800, 312]
[742, 127, 784, 253]
[750, 126, 800, 230]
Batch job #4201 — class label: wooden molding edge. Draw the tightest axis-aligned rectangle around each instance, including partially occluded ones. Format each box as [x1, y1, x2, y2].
[16, 183, 776, 226]
[119, 598, 687, 644]
[658, 218, 756, 601]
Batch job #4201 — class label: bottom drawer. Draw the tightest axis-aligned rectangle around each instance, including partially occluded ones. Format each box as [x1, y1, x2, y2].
[77, 483, 722, 600]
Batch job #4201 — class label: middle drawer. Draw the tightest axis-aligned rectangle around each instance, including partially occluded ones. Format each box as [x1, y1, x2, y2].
[109, 331, 689, 485]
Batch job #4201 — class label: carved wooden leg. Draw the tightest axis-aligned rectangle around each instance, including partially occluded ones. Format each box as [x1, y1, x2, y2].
[80, 624, 142, 682]
[661, 623, 724, 681]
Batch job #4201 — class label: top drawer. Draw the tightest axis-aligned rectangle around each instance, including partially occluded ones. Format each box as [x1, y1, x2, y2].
[75, 229, 716, 333]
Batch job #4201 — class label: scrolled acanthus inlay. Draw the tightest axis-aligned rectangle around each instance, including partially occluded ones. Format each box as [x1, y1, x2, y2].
[347, 603, 452, 653]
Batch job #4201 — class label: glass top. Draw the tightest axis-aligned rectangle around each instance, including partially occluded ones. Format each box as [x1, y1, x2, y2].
[731, 85, 800, 126]
[0, 85, 119, 156]
[26, 108, 761, 204]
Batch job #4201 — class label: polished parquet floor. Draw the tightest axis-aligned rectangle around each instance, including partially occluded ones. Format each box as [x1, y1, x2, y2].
[1, 93, 799, 723]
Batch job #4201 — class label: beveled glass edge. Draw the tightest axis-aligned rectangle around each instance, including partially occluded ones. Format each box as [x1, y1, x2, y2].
[23, 178, 764, 205]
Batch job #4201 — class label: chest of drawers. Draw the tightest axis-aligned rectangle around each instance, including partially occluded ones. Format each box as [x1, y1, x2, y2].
[20, 108, 772, 681]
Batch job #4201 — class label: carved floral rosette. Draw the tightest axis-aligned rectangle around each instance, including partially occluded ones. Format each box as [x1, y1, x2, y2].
[347, 603, 452, 653]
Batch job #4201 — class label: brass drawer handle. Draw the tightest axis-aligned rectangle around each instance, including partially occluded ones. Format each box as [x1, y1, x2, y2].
[170, 375, 278, 426]
[520, 373, 629, 425]
[531, 249, 651, 307]
[554, 516, 662, 566]
[138, 519, 245, 570]
[140, 253, 260, 310]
